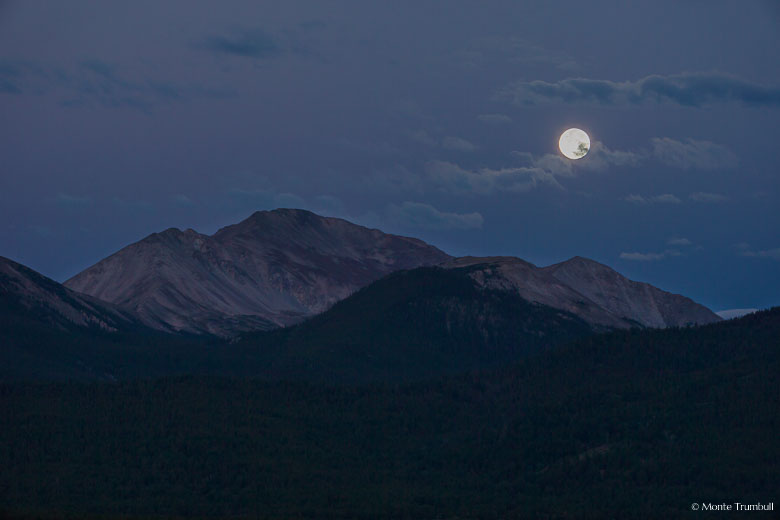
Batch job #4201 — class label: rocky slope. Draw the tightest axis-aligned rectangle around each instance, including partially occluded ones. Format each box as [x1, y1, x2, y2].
[1, 255, 138, 333]
[445, 256, 721, 329]
[65, 209, 451, 335]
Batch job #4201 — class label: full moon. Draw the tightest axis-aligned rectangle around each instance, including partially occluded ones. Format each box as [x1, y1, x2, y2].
[558, 128, 590, 160]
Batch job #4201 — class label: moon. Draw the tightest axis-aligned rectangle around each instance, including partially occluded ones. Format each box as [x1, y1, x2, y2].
[558, 128, 590, 160]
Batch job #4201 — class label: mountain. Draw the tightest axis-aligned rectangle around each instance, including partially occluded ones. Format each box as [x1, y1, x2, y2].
[0, 255, 137, 333]
[64, 209, 451, 336]
[230, 266, 595, 382]
[542, 256, 721, 327]
[0, 255, 160, 380]
[445, 256, 721, 329]
[717, 308, 759, 320]
[64, 208, 718, 337]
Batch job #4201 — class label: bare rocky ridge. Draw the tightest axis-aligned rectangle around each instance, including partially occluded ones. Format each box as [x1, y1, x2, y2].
[63, 208, 720, 337]
[445, 256, 721, 329]
[0, 256, 137, 332]
[65, 209, 452, 335]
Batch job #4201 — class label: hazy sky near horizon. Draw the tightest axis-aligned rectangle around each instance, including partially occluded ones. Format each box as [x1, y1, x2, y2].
[1, 1, 779, 311]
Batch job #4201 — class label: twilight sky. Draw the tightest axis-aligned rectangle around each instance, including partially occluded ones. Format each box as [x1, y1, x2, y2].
[1, 1, 779, 312]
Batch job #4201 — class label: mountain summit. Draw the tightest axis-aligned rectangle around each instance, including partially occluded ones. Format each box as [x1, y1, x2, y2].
[64, 209, 451, 335]
[443, 256, 721, 329]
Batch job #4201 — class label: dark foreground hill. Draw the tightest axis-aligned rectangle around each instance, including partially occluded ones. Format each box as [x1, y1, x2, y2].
[1, 308, 778, 519]
[2, 266, 596, 382]
[229, 266, 596, 382]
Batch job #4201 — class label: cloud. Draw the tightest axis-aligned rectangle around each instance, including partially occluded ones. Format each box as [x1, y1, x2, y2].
[387, 202, 483, 230]
[428, 138, 644, 196]
[653, 194, 682, 204]
[651, 138, 737, 170]
[690, 191, 728, 203]
[477, 113, 512, 124]
[196, 28, 280, 59]
[408, 129, 438, 147]
[667, 237, 692, 246]
[441, 136, 478, 152]
[513, 140, 642, 178]
[1, 59, 233, 110]
[416, 134, 729, 197]
[738, 246, 780, 260]
[520, 137, 730, 177]
[620, 249, 681, 261]
[623, 193, 681, 205]
[499, 72, 780, 108]
[426, 160, 560, 195]
[0, 60, 24, 94]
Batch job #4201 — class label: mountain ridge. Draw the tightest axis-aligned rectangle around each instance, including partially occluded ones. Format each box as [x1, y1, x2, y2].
[63, 208, 720, 336]
[65, 209, 451, 335]
[444, 255, 720, 329]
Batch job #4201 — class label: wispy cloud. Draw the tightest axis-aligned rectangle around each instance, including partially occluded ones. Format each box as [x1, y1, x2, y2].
[426, 161, 560, 195]
[387, 202, 483, 230]
[651, 138, 737, 170]
[409, 130, 478, 152]
[623, 193, 682, 205]
[736, 243, 780, 260]
[1, 58, 233, 110]
[196, 28, 280, 59]
[441, 136, 478, 152]
[690, 192, 728, 203]
[620, 249, 682, 261]
[667, 237, 692, 246]
[499, 72, 780, 108]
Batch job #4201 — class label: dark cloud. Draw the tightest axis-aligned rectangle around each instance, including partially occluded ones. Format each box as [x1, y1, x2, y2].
[197, 28, 280, 58]
[2, 59, 234, 110]
[0, 61, 23, 94]
[499, 73, 780, 107]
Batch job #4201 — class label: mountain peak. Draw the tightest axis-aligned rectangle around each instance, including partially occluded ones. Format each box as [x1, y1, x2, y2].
[65, 208, 451, 336]
[440, 254, 720, 329]
[543, 255, 720, 327]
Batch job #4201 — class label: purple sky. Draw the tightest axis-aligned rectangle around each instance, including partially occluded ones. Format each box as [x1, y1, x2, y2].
[1, 0, 779, 312]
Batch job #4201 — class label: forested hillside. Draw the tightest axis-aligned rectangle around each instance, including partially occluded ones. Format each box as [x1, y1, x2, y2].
[1, 308, 777, 518]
